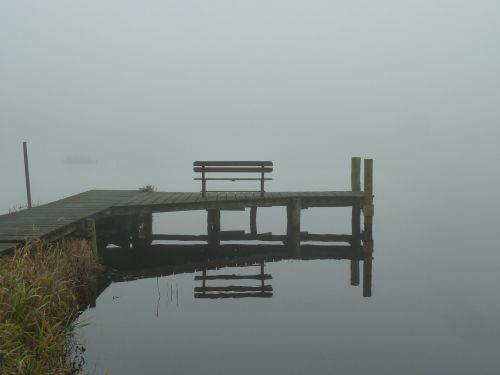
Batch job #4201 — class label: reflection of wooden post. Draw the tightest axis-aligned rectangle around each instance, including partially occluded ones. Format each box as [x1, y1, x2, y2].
[250, 207, 257, 235]
[287, 199, 301, 257]
[260, 263, 265, 290]
[202, 269, 207, 296]
[363, 241, 373, 297]
[363, 159, 373, 241]
[350, 260, 360, 286]
[207, 209, 221, 246]
[363, 256, 372, 297]
[260, 165, 265, 197]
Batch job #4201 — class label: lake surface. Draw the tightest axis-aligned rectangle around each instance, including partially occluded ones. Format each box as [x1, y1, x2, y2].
[75, 169, 500, 375]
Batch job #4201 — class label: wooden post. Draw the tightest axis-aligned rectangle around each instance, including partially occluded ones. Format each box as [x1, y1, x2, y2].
[202, 269, 207, 296]
[85, 218, 98, 254]
[287, 199, 301, 257]
[139, 213, 153, 246]
[131, 215, 140, 249]
[207, 210, 212, 240]
[207, 209, 220, 246]
[260, 262, 265, 290]
[351, 157, 362, 246]
[145, 213, 153, 245]
[260, 165, 265, 197]
[350, 260, 360, 286]
[202, 165, 206, 197]
[120, 215, 133, 249]
[23, 142, 32, 208]
[351, 203, 361, 247]
[131, 213, 153, 249]
[363, 158, 374, 241]
[250, 207, 257, 235]
[351, 157, 361, 192]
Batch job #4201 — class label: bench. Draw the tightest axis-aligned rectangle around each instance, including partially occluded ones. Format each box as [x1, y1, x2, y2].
[193, 161, 273, 197]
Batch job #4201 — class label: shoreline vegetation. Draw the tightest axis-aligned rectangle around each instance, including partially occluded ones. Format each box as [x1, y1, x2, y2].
[0, 239, 103, 374]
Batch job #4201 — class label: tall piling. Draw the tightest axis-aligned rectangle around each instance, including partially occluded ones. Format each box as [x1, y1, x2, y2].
[351, 157, 362, 246]
[363, 158, 374, 241]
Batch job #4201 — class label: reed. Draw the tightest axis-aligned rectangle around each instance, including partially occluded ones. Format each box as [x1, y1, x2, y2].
[0, 239, 102, 374]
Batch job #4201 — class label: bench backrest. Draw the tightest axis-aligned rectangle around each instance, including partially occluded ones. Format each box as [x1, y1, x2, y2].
[193, 161, 273, 197]
[193, 161, 273, 173]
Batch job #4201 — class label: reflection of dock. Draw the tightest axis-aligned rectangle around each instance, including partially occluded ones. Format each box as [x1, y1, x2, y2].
[194, 263, 273, 298]
[100, 240, 374, 299]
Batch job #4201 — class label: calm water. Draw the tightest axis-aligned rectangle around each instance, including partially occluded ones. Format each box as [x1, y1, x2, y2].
[76, 169, 500, 375]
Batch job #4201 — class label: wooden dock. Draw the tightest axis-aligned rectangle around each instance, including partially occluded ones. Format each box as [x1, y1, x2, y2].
[0, 158, 373, 255]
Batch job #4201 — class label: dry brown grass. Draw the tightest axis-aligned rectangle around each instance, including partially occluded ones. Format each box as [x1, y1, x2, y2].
[138, 184, 156, 192]
[0, 239, 102, 374]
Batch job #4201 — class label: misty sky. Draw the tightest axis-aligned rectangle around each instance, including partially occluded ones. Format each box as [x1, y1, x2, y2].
[1, 0, 499, 212]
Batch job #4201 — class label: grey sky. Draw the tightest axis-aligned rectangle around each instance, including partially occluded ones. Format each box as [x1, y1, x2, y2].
[1, 0, 499, 212]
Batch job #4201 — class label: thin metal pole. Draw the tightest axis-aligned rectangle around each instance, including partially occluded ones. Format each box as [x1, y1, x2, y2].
[23, 142, 32, 208]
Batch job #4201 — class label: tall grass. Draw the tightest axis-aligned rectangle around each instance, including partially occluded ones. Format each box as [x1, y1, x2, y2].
[0, 239, 102, 374]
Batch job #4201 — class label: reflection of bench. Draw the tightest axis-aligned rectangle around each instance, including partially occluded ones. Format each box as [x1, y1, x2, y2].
[193, 161, 273, 197]
[194, 263, 273, 298]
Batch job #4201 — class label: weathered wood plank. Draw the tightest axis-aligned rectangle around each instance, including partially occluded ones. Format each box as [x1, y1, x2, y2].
[194, 292, 273, 299]
[194, 285, 272, 292]
[195, 274, 272, 280]
[194, 161, 273, 166]
[194, 178, 272, 181]
[194, 167, 273, 173]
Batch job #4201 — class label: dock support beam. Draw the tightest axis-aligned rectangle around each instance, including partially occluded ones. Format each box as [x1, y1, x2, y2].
[250, 207, 257, 235]
[286, 199, 301, 257]
[207, 209, 221, 246]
